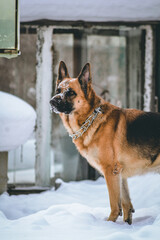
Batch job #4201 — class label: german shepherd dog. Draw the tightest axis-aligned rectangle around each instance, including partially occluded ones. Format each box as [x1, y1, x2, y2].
[50, 61, 160, 225]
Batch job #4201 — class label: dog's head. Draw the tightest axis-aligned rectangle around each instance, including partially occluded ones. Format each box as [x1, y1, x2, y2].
[50, 61, 94, 115]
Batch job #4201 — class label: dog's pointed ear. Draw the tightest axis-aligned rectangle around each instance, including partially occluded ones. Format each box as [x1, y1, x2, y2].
[78, 63, 92, 84]
[57, 61, 70, 86]
[78, 63, 92, 97]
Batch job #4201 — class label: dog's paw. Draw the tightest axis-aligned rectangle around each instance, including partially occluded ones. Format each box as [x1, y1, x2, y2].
[131, 208, 135, 213]
[125, 217, 132, 225]
[122, 202, 135, 225]
[107, 209, 120, 222]
[123, 208, 133, 225]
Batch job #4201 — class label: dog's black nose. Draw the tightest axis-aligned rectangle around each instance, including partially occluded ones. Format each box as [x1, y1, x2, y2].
[50, 97, 62, 107]
[50, 98, 56, 105]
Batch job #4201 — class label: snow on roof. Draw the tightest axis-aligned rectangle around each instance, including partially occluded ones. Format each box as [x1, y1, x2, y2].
[0, 91, 36, 151]
[20, 0, 160, 23]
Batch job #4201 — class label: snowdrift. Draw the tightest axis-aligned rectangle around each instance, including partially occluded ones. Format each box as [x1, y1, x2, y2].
[0, 91, 36, 151]
[0, 174, 160, 240]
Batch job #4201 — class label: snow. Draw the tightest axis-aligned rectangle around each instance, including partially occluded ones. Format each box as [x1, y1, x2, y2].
[0, 91, 36, 151]
[20, 0, 160, 23]
[0, 174, 160, 239]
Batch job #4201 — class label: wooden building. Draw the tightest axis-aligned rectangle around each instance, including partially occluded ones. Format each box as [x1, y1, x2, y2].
[0, 0, 160, 189]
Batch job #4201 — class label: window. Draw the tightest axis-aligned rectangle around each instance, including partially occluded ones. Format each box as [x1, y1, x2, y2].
[0, 0, 19, 57]
[51, 27, 145, 180]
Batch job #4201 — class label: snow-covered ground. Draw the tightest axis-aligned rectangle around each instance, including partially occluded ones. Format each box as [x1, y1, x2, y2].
[0, 173, 160, 240]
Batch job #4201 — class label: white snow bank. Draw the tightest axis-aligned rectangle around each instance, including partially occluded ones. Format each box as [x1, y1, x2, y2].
[0, 174, 160, 240]
[0, 91, 36, 151]
[20, 0, 160, 23]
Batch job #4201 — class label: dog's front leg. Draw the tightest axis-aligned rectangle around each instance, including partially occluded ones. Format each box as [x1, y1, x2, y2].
[104, 166, 121, 222]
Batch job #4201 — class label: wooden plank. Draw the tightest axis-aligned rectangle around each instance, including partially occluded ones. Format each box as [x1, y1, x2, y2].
[21, 20, 160, 28]
[143, 25, 155, 112]
[35, 26, 53, 186]
[127, 28, 142, 109]
[73, 31, 87, 76]
[155, 26, 160, 112]
[0, 152, 8, 194]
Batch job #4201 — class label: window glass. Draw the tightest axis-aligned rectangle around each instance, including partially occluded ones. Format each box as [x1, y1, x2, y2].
[88, 35, 126, 107]
[0, 0, 16, 49]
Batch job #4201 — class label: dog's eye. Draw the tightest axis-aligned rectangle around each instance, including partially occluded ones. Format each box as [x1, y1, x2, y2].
[69, 91, 75, 96]
[56, 88, 61, 94]
[65, 89, 76, 97]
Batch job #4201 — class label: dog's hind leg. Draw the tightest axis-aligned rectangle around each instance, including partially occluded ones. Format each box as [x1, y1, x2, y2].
[104, 168, 121, 222]
[121, 178, 135, 225]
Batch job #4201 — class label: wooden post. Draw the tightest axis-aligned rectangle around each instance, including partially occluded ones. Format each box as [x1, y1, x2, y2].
[155, 26, 160, 112]
[74, 31, 87, 76]
[0, 152, 8, 194]
[143, 25, 155, 112]
[127, 28, 143, 109]
[35, 26, 53, 186]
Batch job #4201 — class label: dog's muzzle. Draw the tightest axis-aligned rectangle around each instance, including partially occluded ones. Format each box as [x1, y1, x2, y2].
[50, 96, 62, 114]
[50, 96, 74, 114]
[50, 96, 61, 107]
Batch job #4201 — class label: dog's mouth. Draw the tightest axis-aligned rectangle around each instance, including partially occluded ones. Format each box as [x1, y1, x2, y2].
[50, 104, 61, 114]
[50, 97, 74, 114]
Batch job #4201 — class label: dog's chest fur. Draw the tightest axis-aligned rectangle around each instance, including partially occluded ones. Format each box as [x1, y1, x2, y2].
[81, 147, 104, 175]
[60, 112, 105, 175]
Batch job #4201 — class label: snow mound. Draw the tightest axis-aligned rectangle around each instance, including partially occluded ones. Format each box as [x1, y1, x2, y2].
[0, 174, 160, 239]
[0, 91, 36, 151]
